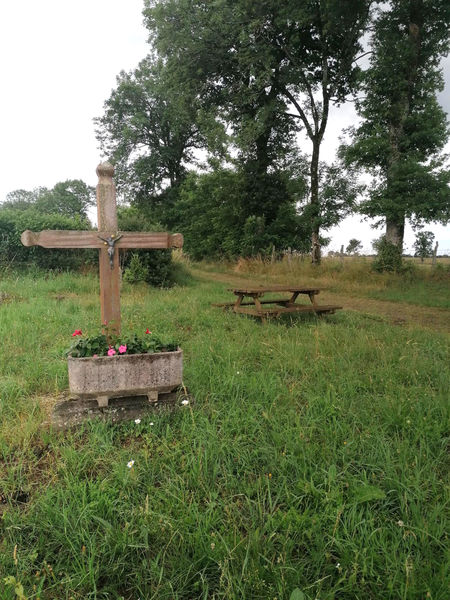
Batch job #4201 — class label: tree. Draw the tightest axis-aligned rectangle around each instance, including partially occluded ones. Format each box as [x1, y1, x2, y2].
[95, 58, 215, 206]
[346, 239, 363, 254]
[35, 180, 95, 220]
[144, 0, 372, 263]
[2, 189, 38, 209]
[2, 181, 94, 221]
[413, 230, 434, 261]
[344, 0, 450, 267]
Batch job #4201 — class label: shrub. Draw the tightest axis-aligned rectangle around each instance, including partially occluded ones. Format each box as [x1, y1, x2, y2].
[118, 207, 175, 287]
[372, 236, 403, 272]
[0, 208, 94, 271]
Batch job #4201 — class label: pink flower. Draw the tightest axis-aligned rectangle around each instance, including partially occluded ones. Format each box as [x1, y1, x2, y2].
[145, 328, 152, 334]
[118, 345, 127, 354]
[107, 347, 116, 356]
[72, 329, 82, 337]
[93, 354, 98, 358]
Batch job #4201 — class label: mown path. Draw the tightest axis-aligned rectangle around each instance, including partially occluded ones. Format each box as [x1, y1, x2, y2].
[192, 267, 450, 333]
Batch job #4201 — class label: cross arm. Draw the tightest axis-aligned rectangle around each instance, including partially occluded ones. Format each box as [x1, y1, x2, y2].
[21, 230, 183, 249]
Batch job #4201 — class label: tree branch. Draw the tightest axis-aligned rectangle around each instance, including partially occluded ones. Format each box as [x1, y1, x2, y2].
[282, 87, 315, 140]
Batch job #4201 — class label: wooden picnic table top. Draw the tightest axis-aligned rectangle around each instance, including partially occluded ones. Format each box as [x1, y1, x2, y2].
[228, 286, 321, 295]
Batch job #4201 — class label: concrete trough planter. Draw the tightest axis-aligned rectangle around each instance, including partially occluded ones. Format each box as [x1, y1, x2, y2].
[68, 349, 183, 408]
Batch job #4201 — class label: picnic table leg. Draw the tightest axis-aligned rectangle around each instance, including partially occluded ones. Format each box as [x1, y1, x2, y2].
[288, 291, 300, 306]
[253, 295, 267, 324]
[308, 291, 318, 307]
[233, 294, 244, 313]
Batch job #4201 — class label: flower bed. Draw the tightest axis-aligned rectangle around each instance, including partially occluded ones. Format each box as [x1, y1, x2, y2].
[66, 329, 182, 407]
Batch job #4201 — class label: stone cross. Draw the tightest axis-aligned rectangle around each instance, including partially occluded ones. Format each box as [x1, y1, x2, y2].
[21, 162, 183, 334]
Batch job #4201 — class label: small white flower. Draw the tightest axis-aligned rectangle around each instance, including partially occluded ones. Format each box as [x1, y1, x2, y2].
[150, 422, 154, 426]
[336, 563, 341, 569]
[181, 399, 189, 406]
[397, 520, 404, 527]
[236, 371, 240, 374]
[127, 460, 135, 469]
[134, 418, 141, 424]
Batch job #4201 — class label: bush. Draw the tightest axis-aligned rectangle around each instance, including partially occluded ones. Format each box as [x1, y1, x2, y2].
[0, 208, 94, 271]
[118, 207, 175, 287]
[172, 169, 309, 260]
[372, 236, 403, 272]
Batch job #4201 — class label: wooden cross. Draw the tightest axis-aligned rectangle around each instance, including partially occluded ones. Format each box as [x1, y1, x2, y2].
[21, 162, 183, 334]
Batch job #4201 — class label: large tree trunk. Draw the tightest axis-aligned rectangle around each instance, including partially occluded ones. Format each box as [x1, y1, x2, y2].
[385, 218, 405, 250]
[384, 5, 422, 257]
[310, 141, 321, 264]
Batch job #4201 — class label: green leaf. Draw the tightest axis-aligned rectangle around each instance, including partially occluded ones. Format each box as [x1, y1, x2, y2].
[290, 589, 305, 600]
[351, 485, 386, 504]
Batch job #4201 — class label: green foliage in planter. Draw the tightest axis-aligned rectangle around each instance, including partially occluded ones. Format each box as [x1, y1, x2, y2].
[66, 332, 178, 358]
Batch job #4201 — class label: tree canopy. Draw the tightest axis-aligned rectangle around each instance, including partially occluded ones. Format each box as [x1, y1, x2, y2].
[343, 0, 450, 263]
[142, 0, 372, 262]
[2, 180, 95, 222]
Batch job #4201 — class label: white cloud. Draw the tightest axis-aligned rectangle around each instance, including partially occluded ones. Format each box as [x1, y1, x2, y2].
[0, 1, 148, 199]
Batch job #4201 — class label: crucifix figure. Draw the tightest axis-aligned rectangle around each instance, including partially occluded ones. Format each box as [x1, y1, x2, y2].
[21, 162, 183, 335]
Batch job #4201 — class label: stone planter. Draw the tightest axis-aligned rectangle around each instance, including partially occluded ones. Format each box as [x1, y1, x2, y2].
[68, 349, 183, 407]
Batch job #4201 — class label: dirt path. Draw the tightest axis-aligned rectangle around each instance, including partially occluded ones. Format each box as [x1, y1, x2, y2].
[192, 267, 450, 334]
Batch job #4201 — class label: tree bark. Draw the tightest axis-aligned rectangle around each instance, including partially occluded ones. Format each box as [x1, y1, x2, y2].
[385, 6, 422, 253]
[310, 141, 321, 264]
[385, 218, 405, 249]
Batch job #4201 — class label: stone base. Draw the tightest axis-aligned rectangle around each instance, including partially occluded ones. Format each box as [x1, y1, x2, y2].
[48, 387, 191, 430]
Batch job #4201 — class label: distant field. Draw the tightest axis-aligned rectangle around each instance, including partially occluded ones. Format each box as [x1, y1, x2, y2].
[0, 265, 448, 599]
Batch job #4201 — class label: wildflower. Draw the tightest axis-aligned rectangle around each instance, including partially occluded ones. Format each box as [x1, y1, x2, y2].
[181, 399, 189, 406]
[145, 328, 152, 334]
[72, 329, 82, 337]
[118, 344, 127, 354]
[127, 460, 135, 469]
[107, 347, 116, 356]
[210, 542, 215, 550]
[343, 441, 347, 445]
[236, 371, 240, 374]
[397, 520, 404, 527]
[336, 563, 341, 569]
[134, 418, 141, 424]
[150, 422, 154, 426]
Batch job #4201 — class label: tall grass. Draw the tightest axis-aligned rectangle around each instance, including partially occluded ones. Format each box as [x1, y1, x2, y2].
[0, 269, 448, 599]
[200, 256, 450, 309]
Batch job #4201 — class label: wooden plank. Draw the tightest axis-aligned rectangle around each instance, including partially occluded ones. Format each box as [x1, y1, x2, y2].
[234, 304, 342, 317]
[21, 230, 101, 248]
[20, 230, 184, 249]
[212, 298, 295, 307]
[228, 286, 321, 294]
[118, 232, 184, 249]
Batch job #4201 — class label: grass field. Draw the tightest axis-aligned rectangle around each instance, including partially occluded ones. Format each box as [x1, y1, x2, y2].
[0, 262, 449, 599]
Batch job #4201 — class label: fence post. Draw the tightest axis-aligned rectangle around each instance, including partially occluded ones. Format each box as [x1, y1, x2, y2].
[432, 241, 438, 266]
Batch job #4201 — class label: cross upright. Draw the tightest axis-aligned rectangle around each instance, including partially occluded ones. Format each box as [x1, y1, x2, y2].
[21, 162, 183, 335]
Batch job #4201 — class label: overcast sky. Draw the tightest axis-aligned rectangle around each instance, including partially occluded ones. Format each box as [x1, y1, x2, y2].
[0, 1, 449, 254]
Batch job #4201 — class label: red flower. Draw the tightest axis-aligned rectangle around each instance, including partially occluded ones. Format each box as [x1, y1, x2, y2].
[145, 328, 152, 334]
[72, 330, 83, 337]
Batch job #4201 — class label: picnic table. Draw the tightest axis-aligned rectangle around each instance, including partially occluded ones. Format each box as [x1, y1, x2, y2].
[213, 286, 342, 322]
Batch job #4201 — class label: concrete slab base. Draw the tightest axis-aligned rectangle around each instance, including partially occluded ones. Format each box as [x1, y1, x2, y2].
[46, 386, 191, 430]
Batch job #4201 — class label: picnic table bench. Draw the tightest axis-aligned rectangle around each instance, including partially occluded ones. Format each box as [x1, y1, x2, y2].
[213, 286, 342, 322]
